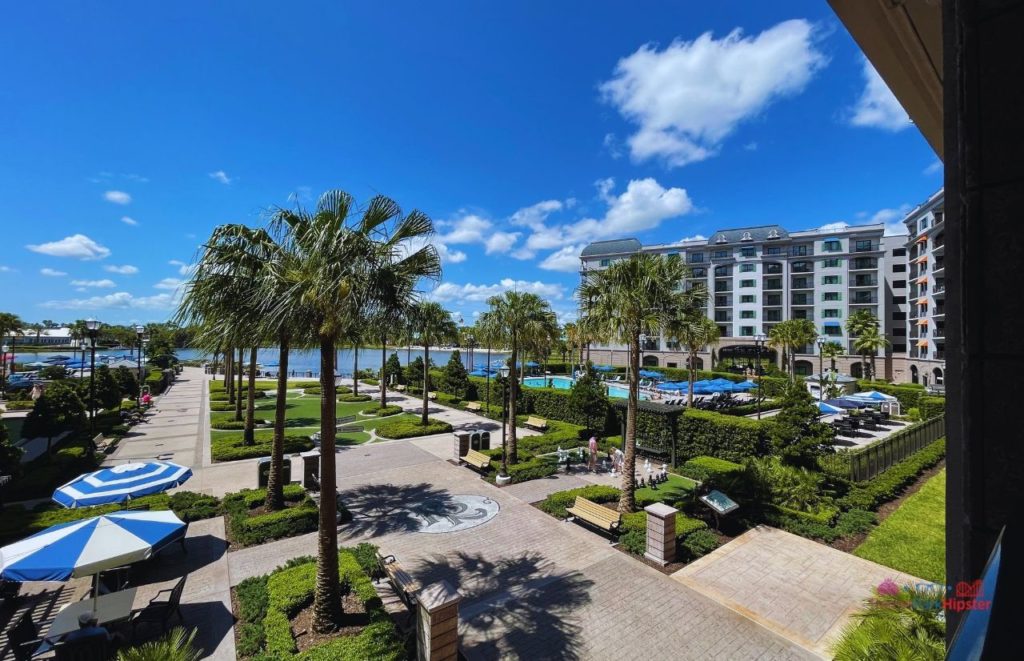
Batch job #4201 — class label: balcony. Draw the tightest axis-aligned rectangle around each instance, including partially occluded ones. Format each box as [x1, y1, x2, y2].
[763, 279, 783, 291]
[791, 296, 813, 306]
[790, 310, 814, 320]
[763, 264, 784, 275]
[850, 259, 878, 270]
[711, 253, 733, 262]
[790, 279, 812, 290]
[851, 294, 878, 305]
[851, 277, 879, 287]
[714, 284, 732, 293]
[932, 306, 945, 317]
[714, 314, 732, 323]
[714, 296, 731, 307]
[933, 284, 946, 298]
[764, 313, 783, 323]
[790, 264, 813, 273]
[764, 296, 782, 307]
[935, 351, 945, 361]
[853, 242, 878, 253]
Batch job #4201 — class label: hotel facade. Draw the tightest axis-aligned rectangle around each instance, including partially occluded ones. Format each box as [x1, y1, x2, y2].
[904, 190, 945, 389]
[577, 203, 944, 385]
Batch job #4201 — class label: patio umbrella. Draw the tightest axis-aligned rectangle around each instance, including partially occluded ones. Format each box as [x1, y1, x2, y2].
[638, 369, 662, 379]
[525, 361, 540, 367]
[43, 355, 72, 363]
[818, 401, 844, 415]
[594, 364, 615, 372]
[53, 461, 193, 508]
[825, 397, 866, 409]
[0, 511, 187, 607]
[25, 361, 49, 368]
[734, 380, 758, 390]
[849, 390, 897, 402]
[469, 369, 491, 377]
[656, 381, 689, 392]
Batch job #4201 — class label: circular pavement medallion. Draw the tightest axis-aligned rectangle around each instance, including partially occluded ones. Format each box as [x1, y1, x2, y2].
[408, 494, 499, 534]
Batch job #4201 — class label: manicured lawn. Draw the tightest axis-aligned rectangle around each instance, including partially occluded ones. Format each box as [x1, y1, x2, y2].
[634, 473, 697, 505]
[854, 469, 945, 583]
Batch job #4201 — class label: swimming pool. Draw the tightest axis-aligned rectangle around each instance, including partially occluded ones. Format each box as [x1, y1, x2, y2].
[607, 386, 651, 401]
[523, 376, 575, 390]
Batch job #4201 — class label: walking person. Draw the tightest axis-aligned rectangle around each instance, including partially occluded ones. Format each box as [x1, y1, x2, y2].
[588, 435, 598, 472]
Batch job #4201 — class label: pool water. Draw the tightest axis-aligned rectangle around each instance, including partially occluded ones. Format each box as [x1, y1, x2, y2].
[607, 386, 651, 401]
[523, 376, 575, 390]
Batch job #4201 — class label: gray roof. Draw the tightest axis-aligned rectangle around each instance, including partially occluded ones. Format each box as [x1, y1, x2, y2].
[580, 238, 642, 258]
[706, 225, 789, 245]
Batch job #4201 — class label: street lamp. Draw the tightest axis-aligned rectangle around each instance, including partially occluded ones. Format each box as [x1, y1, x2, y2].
[466, 334, 476, 372]
[499, 364, 511, 478]
[816, 335, 828, 402]
[135, 324, 145, 406]
[638, 333, 647, 373]
[753, 333, 767, 420]
[85, 318, 101, 434]
[0, 343, 8, 400]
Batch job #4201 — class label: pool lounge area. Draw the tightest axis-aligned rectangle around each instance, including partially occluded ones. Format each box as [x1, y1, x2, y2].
[523, 375, 651, 400]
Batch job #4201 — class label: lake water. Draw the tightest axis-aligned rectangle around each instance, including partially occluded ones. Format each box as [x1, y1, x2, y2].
[9, 346, 507, 377]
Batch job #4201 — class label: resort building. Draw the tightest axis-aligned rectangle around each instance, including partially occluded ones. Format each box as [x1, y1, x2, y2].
[9, 327, 73, 346]
[903, 189, 946, 390]
[579, 223, 903, 379]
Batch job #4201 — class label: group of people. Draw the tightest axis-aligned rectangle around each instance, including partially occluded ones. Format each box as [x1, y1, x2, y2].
[587, 435, 625, 474]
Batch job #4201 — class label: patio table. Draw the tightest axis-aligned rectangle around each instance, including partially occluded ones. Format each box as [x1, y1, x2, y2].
[40, 587, 138, 649]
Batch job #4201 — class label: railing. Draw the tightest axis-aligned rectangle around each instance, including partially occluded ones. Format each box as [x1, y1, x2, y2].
[932, 307, 945, 316]
[853, 278, 879, 287]
[820, 415, 945, 482]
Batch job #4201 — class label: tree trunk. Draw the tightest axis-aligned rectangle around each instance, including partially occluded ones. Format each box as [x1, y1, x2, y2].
[352, 344, 359, 397]
[618, 334, 640, 514]
[379, 336, 387, 408]
[688, 349, 697, 407]
[235, 347, 244, 421]
[312, 334, 341, 631]
[225, 349, 233, 400]
[421, 339, 430, 425]
[266, 334, 289, 510]
[243, 347, 258, 445]
[486, 346, 492, 415]
[508, 344, 519, 464]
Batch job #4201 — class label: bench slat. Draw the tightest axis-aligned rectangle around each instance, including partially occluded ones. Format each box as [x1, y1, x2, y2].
[566, 497, 621, 531]
[462, 449, 491, 469]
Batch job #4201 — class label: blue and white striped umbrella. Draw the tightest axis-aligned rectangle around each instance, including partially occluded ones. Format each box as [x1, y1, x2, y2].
[53, 461, 193, 508]
[0, 510, 186, 582]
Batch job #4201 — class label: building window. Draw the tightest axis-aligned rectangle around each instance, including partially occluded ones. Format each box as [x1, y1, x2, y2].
[666, 252, 680, 261]
[712, 250, 730, 258]
[791, 261, 812, 273]
[891, 280, 906, 289]
[855, 239, 874, 252]
[714, 282, 731, 293]
[740, 294, 756, 303]
[599, 258, 610, 267]
[689, 253, 704, 263]
[894, 327, 906, 336]
[714, 265, 731, 277]
[740, 310, 756, 319]
[823, 325, 842, 336]
[764, 278, 782, 290]
[893, 295, 907, 304]
[717, 325, 729, 337]
[765, 294, 782, 306]
[892, 311, 907, 321]
[893, 264, 907, 273]
[740, 279, 756, 287]
[823, 292, 841, 301]
[823, 239, 842, 252]
[740, 247, 756, 257]
[690, 269, 707, 279]
[822, 309, 841, 318]
[792, 309, 809, 319]
[714, 311, 731, 322]
[792, 245, 810, 256]
[823, 258, 841, 268]
[715, 295, 729, 307]
[822, 275, 841, 285]
[852, 257, 878, 269]
[740, 263, 756, 272]
[764, 246, 782, 256]
[765, 310, 782, 322]
[893, 248, 907, 257]
[740, 326, 755, 337]
[893, 344, 907, 353]
[792, 277, 810, 289]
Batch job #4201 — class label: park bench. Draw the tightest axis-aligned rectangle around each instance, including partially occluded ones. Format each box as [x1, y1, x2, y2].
[336, 415, 360, 434]
[395, 384, 406, 392]
[428, 391, 438, 400]
[375, 551, 420, 609]
[92, 433, 110, 454]
[525, 416, 548, 431]
[465, 402, 483, 412]
[460, 449, 491, 472]
[566, 496, 621, 534]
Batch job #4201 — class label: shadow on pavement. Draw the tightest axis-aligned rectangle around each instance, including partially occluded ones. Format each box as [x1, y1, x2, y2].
[337, 482, 456, 540]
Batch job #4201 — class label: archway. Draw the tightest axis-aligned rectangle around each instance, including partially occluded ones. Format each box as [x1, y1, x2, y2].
[910, 365, 919, 384]
[794, 360, 814, 377]
[687, 356, 704, 370]
[850, 362, 864, 379]
[933, 367, 944, 385]
[642, 355, 659, 367]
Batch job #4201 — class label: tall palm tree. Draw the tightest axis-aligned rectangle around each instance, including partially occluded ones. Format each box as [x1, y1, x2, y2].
[563, 321, 581, 368]
[410, 302, 458, 425]
[769, 319, 817, 378]
[853, 327, 890, 381]
[821, 340, 844, 372]
[578, 254, 699, 513]
[665, 313, 719, 407]
[478, 292, 559, 464]
[845, 309, 880, 380]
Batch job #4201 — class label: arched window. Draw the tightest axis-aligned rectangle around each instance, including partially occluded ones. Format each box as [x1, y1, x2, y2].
[642, 355, 659, 367]
[933, 367, 944, 384]
[910, 365, 919, 384]
[850, 362, 864, 379]
[794, 360, 814, 376]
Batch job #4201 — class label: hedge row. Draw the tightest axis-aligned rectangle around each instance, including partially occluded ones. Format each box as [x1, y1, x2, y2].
[222, 484, 318, 547]
[855, 380, 935, 410]
[839, 438, 947, 511]
[919, 396, 945, 420]
[677, 456, 745, 482]
[375, 417, 453, 439]
[362, 405, 402, 417]
[675, 409, 770, 464]
[210, 434, 314, 462]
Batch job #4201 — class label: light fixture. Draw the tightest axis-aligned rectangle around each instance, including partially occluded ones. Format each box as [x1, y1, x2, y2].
[499, 365, 510, 378]
[85, 318, 99, 332]
[135, 324, 145, 336]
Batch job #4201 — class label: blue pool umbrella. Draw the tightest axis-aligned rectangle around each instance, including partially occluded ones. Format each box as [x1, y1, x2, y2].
[826, 397, 866, 409]
[656, 381, 688, 391]
[734, 380, 758, 390]
[43, 355, 72, 363]
[262, 361, 279, 367]
[53, 461, 193, 508]
[818, 401, 844, 415]
[848, 390, 896, 402]
[594, 364, 615, 372]
[0, 510, 187, 583]
[469, 369, 492, 377]
[639, 369, 662, 378]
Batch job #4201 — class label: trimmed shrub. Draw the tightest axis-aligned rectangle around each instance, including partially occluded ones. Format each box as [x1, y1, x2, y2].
[678, 456, 744, 482]
[210, 419, 248, 430]
[376, 417, 452, 439]
[919, 396, 945, 420]
[338, 393, 372, 403]
[302, 386, 321, 395]
[5, 400, 34, 411]
[223, 485, 318, 547]
[677, 409, 770, 463]
[619, 511, 708, 556]
[362, 378, 379, 386]
[505, 456, 558, 483]
[211, 434, 313, 462]
[834, 508, 877, 536]
[537, 485, 620, 518]
[362, 405, 402, 417]
[838, 438, 946, 511]
[168, 491, 222, 522]
[210, 401, 235, 411]
[681, 529, 720, 560]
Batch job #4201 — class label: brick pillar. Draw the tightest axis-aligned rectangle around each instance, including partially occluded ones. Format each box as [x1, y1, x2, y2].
[416, 580, 461, 661]
[644, 502, 677, 566]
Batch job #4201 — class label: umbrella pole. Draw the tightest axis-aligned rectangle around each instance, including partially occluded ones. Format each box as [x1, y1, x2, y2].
[94, 573, 99, 609]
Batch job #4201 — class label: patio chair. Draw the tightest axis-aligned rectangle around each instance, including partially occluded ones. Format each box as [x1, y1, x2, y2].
[7, 611, 44, 661]
[129, 575, 186, 637]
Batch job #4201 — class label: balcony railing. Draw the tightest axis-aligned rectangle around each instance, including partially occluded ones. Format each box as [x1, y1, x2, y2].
[851, 294, 878, 304]
[791, 297, 813, 306]
[790, 280, 812, 290]
[932, 307, 945, 316]
[763, 264, 784, 274]
[850, 259, 878, 270]
[763, 280, 783, 291]
[852, 277, 879, 287]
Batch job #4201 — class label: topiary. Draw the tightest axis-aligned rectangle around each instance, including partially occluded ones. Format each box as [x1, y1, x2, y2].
[681, 529, 720, 560]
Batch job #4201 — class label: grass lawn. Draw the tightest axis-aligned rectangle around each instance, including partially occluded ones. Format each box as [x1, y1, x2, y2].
[854, 469, 945, 583]
[634, 473, 697, 505]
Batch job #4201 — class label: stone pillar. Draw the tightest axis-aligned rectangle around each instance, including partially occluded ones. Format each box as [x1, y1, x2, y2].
[416, 580, 461, 661]
[644, 502, 677, 566]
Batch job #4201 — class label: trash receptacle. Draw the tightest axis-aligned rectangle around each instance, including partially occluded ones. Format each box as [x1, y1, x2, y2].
[301, 449, 321, 490]
[453, 432, 471, 460]
[257, 457, 292, 488]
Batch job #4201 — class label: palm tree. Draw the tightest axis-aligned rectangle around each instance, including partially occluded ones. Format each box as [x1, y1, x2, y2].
[478, 292, 559, 465]
[27, 322, 44, 346]
[578, 254, 700, 513]
[853, 327, 890, 381]
[563, 321, 581, 368]
[666, 313, 719, 407]
[821, 340, 844, 371]
[410, 302, 458, 425]
[845, 309, 880, 380]
[769, 319, 817, 378]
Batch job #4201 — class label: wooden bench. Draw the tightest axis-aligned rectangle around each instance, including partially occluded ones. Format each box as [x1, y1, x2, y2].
[566, 496, 621, 534]
[461, 449, 491, 471]
[375, 551, 420, 608]
[428, 391, 438, 401]
[525, 416, 548, 431]
[465, 402, 483, 412]
[91, 433, 110, 454]
[395, 384, 406, 392]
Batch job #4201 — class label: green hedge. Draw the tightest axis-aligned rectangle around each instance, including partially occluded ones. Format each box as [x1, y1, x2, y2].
[537, 485, 620, 518]
[211, 434, 313, 462]
[338, 394, 372, 403]
[676, 409, 770, 464]
[919, 396, 945, 419]
[362, 405, 402, 417]
[375, 417, 453, 439]
[211, 419, 249, 430]
[856, 381, 927, 410]
[839, 438, 946, 511]
[677, 456, 745, 482]
[4, 400, 34, 411]
[504, 456, 558, 483]
[223, 485, 317, 547]
[210, 401, 236, 411]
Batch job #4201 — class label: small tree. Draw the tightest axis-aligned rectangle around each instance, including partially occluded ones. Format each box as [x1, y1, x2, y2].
[113, 365, 140, 400]
[384, 353, 404, 386]
[568, 364, 608, 435]
[22, 381, 86, 454]
[405, 356, 426, 390]
[93, 365, 122, 410]
[39, 365, 68, 380]
[770, 380, 836, 468]
[441, 350, 469, 398]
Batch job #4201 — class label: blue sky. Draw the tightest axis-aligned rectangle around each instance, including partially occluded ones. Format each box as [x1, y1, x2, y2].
[0, 1, 940, 327]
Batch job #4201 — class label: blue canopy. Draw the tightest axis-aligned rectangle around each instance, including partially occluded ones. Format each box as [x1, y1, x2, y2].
[639, 369, 662, 378]
[0, 511, 187, 582]
[43, 355, 72, 363]
[469, 369, 493, 377]
[818, 401, 844, 414]
[262, 361, 280, 367]
[525, 361, 540, 367]
[734, 380, 758, 390]
[594, 364, 615, 372]
[53, 461, 193, 508]
[849, 390, 897, 402]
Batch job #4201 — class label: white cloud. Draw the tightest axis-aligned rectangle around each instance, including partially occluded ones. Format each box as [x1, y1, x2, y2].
[0, 266, 14, 273]
[509, 200, 564, 230]
[601, 20, 826, 167]
[39, 291, 177, 311]
[40, 268, 67, 277]
[435, 213, 521, 256]
[154, 277, 183, 290]
[538, 244, 586, 272]
[869, 205, 913, 236]
[120, 216, 139, 226]
[168, 260, 194, 276]
[430, 278, 565, 303]
[743, 142, 758, 151]
[679, 234, 708, 242]
[848, 58, 911, 131]
[27, 234, 111, 260]
[209, 170, 233, 185]
[104, 264, 139, 274]
[816, 222, 849, 232]
[923, 159, 943, 176]
[603, 133, 623, 159]
[70, 278, 116, 288]
[104, 190, 131, 205]
[89, 172, 148, 184]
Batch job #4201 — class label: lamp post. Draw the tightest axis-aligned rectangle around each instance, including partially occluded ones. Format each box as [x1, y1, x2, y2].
[135, 324, 145, 406]
[78, 339, 86, 380]
[638, 333, 647, 373]
[753, 333, 766, 420]
[85, 319, 100, 434]
[499, 364, 511, 479]
[485, 342, 492, 417]
[0, 343, 8, 400]
[466, 334, 475, 372]
[816, 335, 827, 402]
